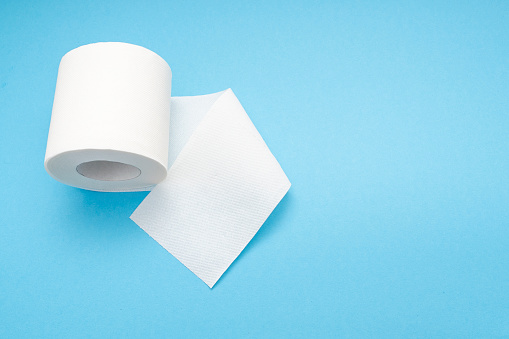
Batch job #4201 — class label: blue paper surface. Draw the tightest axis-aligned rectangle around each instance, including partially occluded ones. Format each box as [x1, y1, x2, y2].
[1, 1, 508, 337]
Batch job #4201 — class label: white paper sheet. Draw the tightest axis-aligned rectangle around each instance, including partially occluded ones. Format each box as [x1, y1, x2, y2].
[131, 90, 291, 287]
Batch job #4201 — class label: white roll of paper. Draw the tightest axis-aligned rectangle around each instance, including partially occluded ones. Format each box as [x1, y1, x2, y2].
[45, 42, 171, 191]
[45, 42, 291, 287]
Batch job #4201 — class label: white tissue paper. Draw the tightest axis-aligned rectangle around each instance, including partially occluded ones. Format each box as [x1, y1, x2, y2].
[45, 42, 291, 287]
[131, 90, 290, 287]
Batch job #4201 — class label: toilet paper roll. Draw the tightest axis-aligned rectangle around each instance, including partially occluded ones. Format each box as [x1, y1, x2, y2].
[44, 42, 291, 287]
[44, 42, 171, 192]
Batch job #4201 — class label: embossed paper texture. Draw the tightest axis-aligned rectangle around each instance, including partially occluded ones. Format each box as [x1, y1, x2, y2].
[131, 90, 291, 287]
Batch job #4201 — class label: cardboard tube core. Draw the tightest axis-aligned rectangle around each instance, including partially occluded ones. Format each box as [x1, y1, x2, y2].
[76, 160, 141, 181]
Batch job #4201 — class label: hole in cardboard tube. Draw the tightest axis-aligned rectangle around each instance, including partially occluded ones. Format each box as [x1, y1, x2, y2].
[76, 160, 141, 181]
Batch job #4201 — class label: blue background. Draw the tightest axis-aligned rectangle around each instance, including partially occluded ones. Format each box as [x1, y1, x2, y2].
[1, 1, 508, 337]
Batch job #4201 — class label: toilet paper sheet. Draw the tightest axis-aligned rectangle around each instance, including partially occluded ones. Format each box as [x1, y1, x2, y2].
[131, 89, 290, 287]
